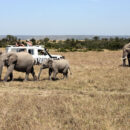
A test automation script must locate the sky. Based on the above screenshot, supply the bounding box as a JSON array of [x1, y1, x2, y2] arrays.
[[0, 0, 130, 35]]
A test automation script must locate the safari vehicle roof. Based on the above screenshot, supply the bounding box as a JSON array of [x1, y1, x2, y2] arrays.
[[6, 45, 45, 50]]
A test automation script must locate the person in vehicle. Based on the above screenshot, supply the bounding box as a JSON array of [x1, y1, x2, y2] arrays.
[[15, 41, 24, 46], [26, 40, 32, 46]]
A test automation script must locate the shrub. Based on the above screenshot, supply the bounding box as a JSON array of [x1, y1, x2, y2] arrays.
[[0, 35, 130, 52], [57, 48, 67, 52]]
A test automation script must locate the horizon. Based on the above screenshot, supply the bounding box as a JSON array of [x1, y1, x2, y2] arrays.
[[0, 0, 130, 35]]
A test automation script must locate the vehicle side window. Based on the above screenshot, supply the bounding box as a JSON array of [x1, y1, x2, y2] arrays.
[[18, 49, 26, 52], [28, 49, 34, 55]]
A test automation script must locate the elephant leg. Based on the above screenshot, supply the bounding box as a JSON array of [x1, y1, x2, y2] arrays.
[[9, 72, 13, 81], [128, 58, 130, 66], [24, 66, 32, 81], [63, 67, 68, 79], [63, 73, 66, 79], [129, 60, 130, 66], [31, 67, 37, 81], [4, 64, 14, 81], [63, 70, 68, 79], [53, 70, 58, 80], [24, 73, 29, 81], [48, 68, 52, 80], [127, 54, 130, 66], [123, 59, 126, 66], [65, 70, 68, 78], [0, 65, 4, 81]]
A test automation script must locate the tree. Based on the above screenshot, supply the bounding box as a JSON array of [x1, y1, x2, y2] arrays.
[[6, 35, 17, 42], [43, 38, 49, 43], [53, 40, 56, 43], [93, 36, 99, 41], [4, 35, 17, 45], [30, 38, 36, 45]]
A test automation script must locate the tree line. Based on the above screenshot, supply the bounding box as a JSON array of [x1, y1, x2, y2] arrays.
[[0, 35, 130, 52]]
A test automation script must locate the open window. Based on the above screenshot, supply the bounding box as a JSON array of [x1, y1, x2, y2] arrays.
[[17, 49, 26, 52], [38, 49, 47, 55], [28, 49, 34, 55]]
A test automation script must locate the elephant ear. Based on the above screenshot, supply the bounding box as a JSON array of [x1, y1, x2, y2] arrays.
[[48, 59, 53, 68], [7, 53, 18, 65], [126, 48, 130, 53]]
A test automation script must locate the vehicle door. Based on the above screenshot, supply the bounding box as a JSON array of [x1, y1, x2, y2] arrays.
[[37, 49, 50, 64]]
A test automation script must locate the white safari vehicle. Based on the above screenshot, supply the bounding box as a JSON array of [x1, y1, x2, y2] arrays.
[[6, 45, 64, 64]]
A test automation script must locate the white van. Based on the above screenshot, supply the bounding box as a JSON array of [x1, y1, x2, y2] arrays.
[[6, 45, 64, 64]]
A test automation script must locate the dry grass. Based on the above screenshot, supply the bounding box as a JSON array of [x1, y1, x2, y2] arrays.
[[0, 50, 130, 130]]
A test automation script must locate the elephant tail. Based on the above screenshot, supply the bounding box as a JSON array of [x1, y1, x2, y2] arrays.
[[33, 59, 37, 65], [68, 67, 72, 75]]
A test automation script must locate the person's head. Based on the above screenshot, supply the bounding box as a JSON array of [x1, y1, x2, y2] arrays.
[[17, 41, 20, 44], [26, 39, 30, 42]]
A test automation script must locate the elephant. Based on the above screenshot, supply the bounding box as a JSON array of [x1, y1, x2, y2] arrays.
[[122, 43, 130, 66], [0, 51, 37, 81], [38, 59, 72, 80]]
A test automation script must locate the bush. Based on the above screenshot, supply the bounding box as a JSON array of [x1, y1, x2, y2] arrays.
[[57, 48, 67, 52], [0, 35, 129, 52]]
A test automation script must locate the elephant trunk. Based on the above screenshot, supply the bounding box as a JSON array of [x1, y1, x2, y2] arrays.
[[38, 67, 43, 80]]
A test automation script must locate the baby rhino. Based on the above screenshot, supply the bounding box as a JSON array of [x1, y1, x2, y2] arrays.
[[38, 59, 72, 80]]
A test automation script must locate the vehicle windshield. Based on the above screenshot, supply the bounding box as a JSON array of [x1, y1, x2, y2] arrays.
[[38, 49, 47, 55]]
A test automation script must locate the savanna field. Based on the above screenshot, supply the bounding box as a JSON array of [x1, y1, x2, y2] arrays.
[[0, 49, 130, 130]]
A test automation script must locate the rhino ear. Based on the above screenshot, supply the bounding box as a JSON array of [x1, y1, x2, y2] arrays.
[[48, 59, 53, 68]]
